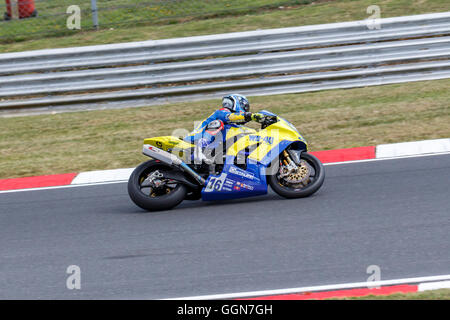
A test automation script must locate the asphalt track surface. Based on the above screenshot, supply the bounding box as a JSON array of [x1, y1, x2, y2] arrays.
[[0, 154, 449, 299]]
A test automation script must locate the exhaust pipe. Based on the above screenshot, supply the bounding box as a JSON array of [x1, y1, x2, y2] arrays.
[[142, 144, 206, 186]]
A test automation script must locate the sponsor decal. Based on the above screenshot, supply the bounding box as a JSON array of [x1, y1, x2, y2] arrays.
[[229, 166, 255, 180], [240, 183, 254, 191], [249, 135, 274, 144], [148, 145, 160, 152], [224, 179, 234, 186]]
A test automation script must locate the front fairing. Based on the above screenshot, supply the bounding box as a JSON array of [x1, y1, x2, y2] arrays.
[[226, 112, 307, 166], [259, 110, 307, 146]]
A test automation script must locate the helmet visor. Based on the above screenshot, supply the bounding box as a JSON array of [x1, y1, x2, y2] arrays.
[[222, 97, 235, 111]]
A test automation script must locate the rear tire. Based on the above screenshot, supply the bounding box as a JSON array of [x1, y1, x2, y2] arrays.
[[268, 152, 325, 199], [128, 160, 187, 211]]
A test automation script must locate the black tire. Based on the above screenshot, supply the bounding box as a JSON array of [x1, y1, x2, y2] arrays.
[[128, 160, 187, 211], [268, 152, 325, 199]]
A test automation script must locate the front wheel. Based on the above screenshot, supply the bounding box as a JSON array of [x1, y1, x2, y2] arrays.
[[128, 160, 187, 211], [268, 151, 325, 199]]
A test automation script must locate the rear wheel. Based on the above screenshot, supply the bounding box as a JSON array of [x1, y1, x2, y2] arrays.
[[268, 151, 325, 199], [128, 160, 187, 211]]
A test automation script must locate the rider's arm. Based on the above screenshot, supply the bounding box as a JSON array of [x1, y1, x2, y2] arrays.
[[226, 112, 247, 123], [214, 108, 247, 124], [221, 109, 265, 124]]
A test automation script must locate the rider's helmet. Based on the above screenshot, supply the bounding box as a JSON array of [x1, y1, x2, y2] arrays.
[[222, 94, 250, 113]]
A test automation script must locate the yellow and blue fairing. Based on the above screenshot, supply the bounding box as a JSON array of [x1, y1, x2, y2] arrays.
[[202, 110, 308, 201]]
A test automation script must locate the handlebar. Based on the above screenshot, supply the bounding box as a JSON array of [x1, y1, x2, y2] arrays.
[[261, 115, 278, 129]]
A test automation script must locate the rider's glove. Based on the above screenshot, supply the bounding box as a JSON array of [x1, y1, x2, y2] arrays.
[[244, 112, 253, 122], [251, 113, 265, 123]]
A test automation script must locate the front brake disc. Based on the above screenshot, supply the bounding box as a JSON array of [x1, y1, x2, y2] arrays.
[[284, 160, 311, 184]]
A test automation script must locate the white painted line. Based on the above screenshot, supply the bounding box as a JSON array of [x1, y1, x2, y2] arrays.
[[74, 152, 449, 185], [1, 151, 449, 194], [376, 138, 450, 158], [418, 280, 450, 292], [71, 168, 134, 185], [165, 274, 450, 300], [0, 180, 127, 194]]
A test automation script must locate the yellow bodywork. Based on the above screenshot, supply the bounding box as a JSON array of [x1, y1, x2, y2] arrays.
[[144, 116, 307, 164], [227, 118, 307, 162], [144, 136, 194, 158], [225, 125, 256, 141]]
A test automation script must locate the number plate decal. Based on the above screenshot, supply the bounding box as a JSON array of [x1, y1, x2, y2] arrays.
[[205, 173, 227, 192]]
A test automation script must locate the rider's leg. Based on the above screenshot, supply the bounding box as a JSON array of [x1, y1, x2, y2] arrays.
[[194, 131, 215, 164]]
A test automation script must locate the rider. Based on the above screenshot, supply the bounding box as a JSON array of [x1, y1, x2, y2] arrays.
[[184, 94, 265, 163]]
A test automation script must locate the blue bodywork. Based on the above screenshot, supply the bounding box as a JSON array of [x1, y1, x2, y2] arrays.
[[202, 158, 268, 201]]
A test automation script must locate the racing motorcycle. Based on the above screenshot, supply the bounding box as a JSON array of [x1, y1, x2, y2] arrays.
[[128, 110, 325, 211]]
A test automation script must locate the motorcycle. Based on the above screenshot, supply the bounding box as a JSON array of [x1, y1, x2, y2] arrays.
[[128, 110, 325, 211]]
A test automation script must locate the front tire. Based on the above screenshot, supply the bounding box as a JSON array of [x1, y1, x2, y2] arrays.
[[128, 160, 187, 211], [268, 152, 325, 199]]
